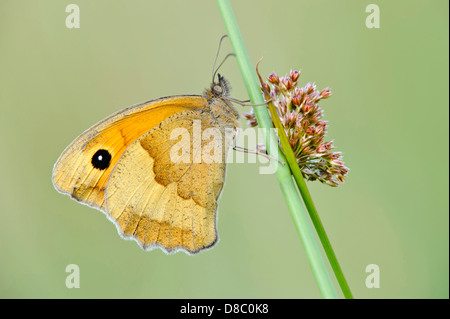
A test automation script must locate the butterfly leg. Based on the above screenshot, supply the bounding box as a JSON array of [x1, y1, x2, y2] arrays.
[[232, 144, 285, 165], [224, 96, 272, 107]]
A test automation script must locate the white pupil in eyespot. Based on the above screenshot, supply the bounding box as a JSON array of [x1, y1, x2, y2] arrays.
[[98, 155, 103, 161]]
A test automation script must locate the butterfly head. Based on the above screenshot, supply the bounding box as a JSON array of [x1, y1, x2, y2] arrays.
[[207, 73, 231, 99]]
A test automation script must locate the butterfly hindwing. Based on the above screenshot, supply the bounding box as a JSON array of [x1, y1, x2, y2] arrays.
[[106, 110, 236, 254]]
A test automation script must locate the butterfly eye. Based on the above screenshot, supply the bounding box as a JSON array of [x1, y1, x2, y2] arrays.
[[214, 85, 223, 94], [91, 149, 112, 170]]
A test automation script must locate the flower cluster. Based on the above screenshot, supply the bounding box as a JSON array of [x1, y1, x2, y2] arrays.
[[244, 70, 349, 186]]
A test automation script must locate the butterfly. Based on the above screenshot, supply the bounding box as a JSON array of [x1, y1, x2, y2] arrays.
[[52, 73, 240, 255]]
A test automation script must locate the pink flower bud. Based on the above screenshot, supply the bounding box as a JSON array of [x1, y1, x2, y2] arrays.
[[290, 70, 300, 82], [331, 159, 344, 166], [319, 88, 332, 99], [292, 95, 302, 107], [267, 73, 279, 85], [280, 77, 292, 91], [314, 125, 324, 135], [303, 103, 313, 113], [305, 82, 315, 94], [302, 146, 312, 155], [263, 82, 271, 93], [317, 143, 327, 153], [324, 141, 334, 149], [306, 126, 315, 135], [302, 119, 309, 130]]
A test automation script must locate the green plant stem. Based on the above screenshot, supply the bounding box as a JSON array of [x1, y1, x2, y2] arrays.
[[216, 0, 338, 299], [263, 91, 354, 299], [288, 161, 354, 299]]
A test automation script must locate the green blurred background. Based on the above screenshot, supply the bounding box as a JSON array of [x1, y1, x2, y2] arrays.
[[0, 0, 448, 298]]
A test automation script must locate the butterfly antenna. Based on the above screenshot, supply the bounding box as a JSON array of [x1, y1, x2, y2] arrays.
[[212, 53, 235, 84], [211, 35, 234, 83]]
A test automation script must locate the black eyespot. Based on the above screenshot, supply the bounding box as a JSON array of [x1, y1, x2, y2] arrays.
[[91, 149, 112, 170]]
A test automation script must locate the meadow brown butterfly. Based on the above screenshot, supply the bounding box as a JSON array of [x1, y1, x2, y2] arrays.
[[52, 67, 240, 254]]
